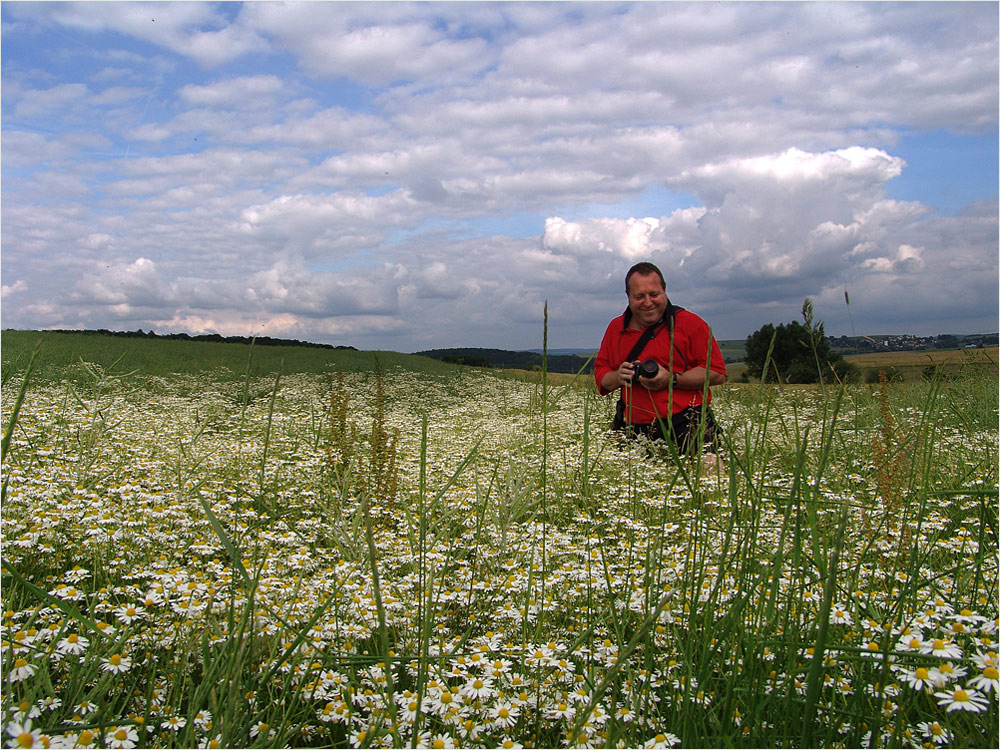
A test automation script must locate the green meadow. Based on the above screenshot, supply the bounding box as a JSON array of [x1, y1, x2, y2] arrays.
[[2, 330, 997, 749]]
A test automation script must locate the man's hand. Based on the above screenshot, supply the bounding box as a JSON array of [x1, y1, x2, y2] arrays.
[[617, 360, 637, 388], [637, 362, 672, 391]]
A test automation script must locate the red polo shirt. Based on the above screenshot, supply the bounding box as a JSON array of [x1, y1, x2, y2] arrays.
[[595, 308, 726, 424]]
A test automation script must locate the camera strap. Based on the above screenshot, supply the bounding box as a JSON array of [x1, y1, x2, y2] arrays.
[[620, 302, 684, 363], [617, 303, 689, 413]]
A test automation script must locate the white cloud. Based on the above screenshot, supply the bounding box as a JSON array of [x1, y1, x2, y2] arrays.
[[179, 75, 286, 108], [25, 1, 266, 67], [12, 83, 88, 118], [73, 257, 167, 307], [1, 2, 996, 347], [1, 280, 27, 299], [245, 2, 491, 85]]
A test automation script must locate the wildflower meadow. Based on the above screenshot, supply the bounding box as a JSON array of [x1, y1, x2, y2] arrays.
[[2, 337, 997, 749]]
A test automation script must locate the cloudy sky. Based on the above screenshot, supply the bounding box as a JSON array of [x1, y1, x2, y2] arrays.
[[2, 1, 997, 352]]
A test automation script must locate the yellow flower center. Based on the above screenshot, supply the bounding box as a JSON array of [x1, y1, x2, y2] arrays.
[[953, 689, 969, 702], [932, 639, 945, 650], [915, 667, 930, 680], [983, 666, 999, 679]]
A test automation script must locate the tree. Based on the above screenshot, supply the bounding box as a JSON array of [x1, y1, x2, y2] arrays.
[[744, 299, 856, 383]]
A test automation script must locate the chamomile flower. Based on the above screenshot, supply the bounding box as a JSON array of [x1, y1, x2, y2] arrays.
[[6, 659, 36, 683], [899, 666, 935, 691], [931, 661, 967, 686], [160, 716, 185, 731], [915, 721, 951, 746], [113, 605, 146, 625], [424, 734, 455, 749], [461, 676, 495, 700], [644, 732, 681, 748], [4, 720, 41, 749], [193, 710, 213, 730], [968, 664, 999, 693], [546, 700, 576, 721], [921, 638, 962, 660], [101, 653, 132, 674], [400, 697, 422, 723], [56, 633, 89, 656], [491, 702, 519, 729], [72, 702, 97, 717], [73, 728, 97, 747], [829, 606, 853, 625], [934, 684, 991, 712], [105, 726, 138, 749]]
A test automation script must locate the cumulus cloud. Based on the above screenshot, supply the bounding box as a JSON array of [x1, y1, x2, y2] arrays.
[[244, 2, 491, 85], [538, 144, 993, 339], [244, 260, 399, 317], [73, 257, 168, 308], [16, 1, 267, 67], [1, 2, 996, 348]]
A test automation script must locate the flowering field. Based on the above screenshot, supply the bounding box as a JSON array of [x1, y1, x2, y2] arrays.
[[2, 353, 997, 749]]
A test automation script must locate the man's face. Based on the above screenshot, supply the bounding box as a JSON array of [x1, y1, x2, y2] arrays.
[[627, 272, 668, 329]]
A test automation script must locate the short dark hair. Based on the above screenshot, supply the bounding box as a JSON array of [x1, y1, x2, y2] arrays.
[[625, 262, 665, 293]]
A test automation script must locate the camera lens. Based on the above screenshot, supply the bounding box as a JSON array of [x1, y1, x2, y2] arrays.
[[639, 359, 658, 378]]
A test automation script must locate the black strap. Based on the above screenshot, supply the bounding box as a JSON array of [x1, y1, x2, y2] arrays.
[[623, 314, 663, 363], [621, 302, 685, 363], [617, 303, 689, 410]]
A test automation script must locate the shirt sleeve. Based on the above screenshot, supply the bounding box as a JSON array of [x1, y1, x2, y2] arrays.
[[594, 321, 619, 395], [681, 312, 727, 376]]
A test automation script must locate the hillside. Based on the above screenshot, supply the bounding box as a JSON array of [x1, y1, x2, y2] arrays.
[[415, 347, 593, 374], [0, 329, 455, 383]]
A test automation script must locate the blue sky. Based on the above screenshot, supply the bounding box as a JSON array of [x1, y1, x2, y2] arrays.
[[2, 1, 997, 352]]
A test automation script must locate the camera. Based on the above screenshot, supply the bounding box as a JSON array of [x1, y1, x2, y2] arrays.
[[631, 358, 659, 384]]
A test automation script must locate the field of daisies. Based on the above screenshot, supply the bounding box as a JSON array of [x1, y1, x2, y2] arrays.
[[2, 352, 997, 749]]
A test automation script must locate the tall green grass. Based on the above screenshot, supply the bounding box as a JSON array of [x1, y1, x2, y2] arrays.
[[1, 336, 996, 749]]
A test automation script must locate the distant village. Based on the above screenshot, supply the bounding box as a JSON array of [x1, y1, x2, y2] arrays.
[[828, 332, 998, 353]]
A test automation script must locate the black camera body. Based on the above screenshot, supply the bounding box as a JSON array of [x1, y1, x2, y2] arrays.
[[631, 358, 659, 384]]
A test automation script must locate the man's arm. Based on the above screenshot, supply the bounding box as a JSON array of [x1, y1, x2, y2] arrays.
[[639, 365, 725, 391]]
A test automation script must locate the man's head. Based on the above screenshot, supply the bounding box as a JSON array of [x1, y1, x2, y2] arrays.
[[625, 262, 665, 294], [625, 262, 668, 329]]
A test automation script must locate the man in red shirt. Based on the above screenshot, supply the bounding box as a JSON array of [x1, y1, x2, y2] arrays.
[[595, 262, 726, 457]]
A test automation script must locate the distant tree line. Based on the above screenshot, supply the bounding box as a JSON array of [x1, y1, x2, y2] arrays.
[[41, 328, 358, 351], [417, 347, 593, 374]]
